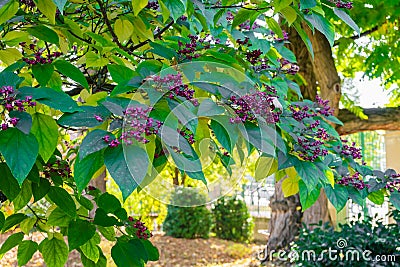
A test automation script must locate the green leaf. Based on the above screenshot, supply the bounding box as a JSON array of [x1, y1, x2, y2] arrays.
[[32, 64, 54, 87], [111, 239, 146, 267], [390, 191, 400, 210], [299, 180, 320, 211], [74, 150, 104, 193], [325, 184, 348, 211], [0, 211, 4, 230], [254, 156, 278, 181], [162, 0, 185, 21], [77, 195, 94, 211], [108, 65, 135, 84], [132, 0, 148, 16], [367, 189, 385, 205], [39, 237, 69, 267], [20, 217, 36, 235], [97, 192, 121, 213], [0, 163, 21, 201], [52, 0, 67, 15], [114, 18, 134, 43], [0, 0, 19, 25], [54, 60, 89, 89], [295, 161, 320, 192], [0, 128, 39, 184], [27, 25, 59, 44], [9, 111, 32, 135], [0, 71, 22, 88], [80, 233, 100, 263], [58, 106, 110, 127], [81, 248, 107, 267], [0, 232, 24, 256], [300, 0, 316, 9], [197, 99, 224, 117], [104, 146, 139, 201], [31, 113, 58, 163], [141, 239, 159, 261], [305, 13, 335, 46], [37, 0, 57, 24], [2, 213, 27, 233], [280, 6, 297, 25], [17, 240, 38, 266], [86, 52, 109, 68], [232, 8, 254, 29], [97, 226, 116, 241], [68, 219, 96, 250], [48, 207, 71, 227], [210, 119, 236, 154], [32, 177, 51, 202], [266, 17, 283, 38], [333, 8, 360, 35], [93, 208, 119, 227], [282, 175, 300, 197], [79, 130, 110, 160], [47, 187, 76, 218], [18, 87, 80, 113], [12, 180, 32, 211]]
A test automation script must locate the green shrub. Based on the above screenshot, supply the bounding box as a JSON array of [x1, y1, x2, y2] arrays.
[[163, 187, 212, 238], [212, 195, 254, 242], [292, 216, 400, 266]]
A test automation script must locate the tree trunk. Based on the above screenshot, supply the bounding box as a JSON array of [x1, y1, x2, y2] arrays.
[[267, 26, 339, 252]]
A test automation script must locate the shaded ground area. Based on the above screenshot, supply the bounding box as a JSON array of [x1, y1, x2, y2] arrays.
[[1, 232, 264, 267]]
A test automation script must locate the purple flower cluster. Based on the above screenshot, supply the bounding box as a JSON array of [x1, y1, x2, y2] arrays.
[[315, 95, 334, 116], [337, 172, 369, 190], [102, 135, 121, 148], [297, 138, 328, 161], [153, 73, 198, 105], [279, 58, 300, 75], [122, 107, 162, 144], [146, 1, 159, 10], [331, 0, 353, 9], [177, 34, 210, 61], [339, 139, 362, 160], [128, 217, 152, 239], [20, 43, 62, 65], [228, 91, 281, 124], [179, 127, 195, 144], [43, 159, 71, 179]]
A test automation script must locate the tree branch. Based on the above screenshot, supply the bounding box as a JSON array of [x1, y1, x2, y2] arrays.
[[333, 26, 379, 47], [337, 107, 400, 135], [96, 0, 125, 50], [129, 19, 175, 51]]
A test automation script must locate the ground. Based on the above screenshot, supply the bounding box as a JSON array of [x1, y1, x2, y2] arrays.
[[1, 232, 264, 267]]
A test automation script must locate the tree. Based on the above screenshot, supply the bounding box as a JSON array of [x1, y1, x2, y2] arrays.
[[0, 0, 399, 266]]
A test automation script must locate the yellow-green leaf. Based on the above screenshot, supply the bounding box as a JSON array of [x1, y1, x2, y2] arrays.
[[0, 0, 19, 25], [86, 52, 109, 68], [0, 48, 23, 66], [325, 169, 335, 187], [114, 18, 134, 43], [37, 0, 57, 24], [254, 156, 278, 181], [132, 0, 148, 16], [282, 175, 300, 197], [3, 31, 29, 46]]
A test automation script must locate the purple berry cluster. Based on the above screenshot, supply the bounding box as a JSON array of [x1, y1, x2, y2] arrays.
[[20, 0, 35, 8], [315, 95, 334, 116], [43, 158, 71, 179], [102, 135, 121, 148], [386, 175, 400, 192], [122, 107, 162, 144], [226, 11, 234, 21], [239, 20, 260, 31], [296, 138, 328, 161], [153, 73, 198, 105], [128, 216, 152, 239], [339, 139, 362, 160], [177, 34, 211, 61], [337, 172, 369, 190], [179, 127, 195, 144], [236, 37, 251, 46], [271, 31, 289, 42], [278, 58, 300, 75], [228, 90, 281, 124], [330, 0, 353, 9], [20, 43, 62, 65], [246, 49, 263, 65], [146, 1, 159, 10]]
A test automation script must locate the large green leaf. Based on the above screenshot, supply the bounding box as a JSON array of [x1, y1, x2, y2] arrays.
[[295, 161, 320, 192], [18, 240, 38, 266], [68, 219, 96, 250], [32, 177, 51, 202], [47, 187, 76, 218], [162, 0, 185, 21], [12, 180, 32, 211], [111, 239, 146, 267], [32, 63, 54, 87], [0, 163, 21, 201], [141, 239, 159, 262], [47, 207, 71, 227], [367, 189, 385, 205], [39, 237, 69, 267], [0, 211, 4, 230], [74, 150, 104, 193], [0, 128, 39, 184], [300, 0, 316, 9], [0, 0, 19, 25], [333, 8, 360, 34], [390, 191, 400, 210], [54, 60, 89, 89], [80, 233, 101, 263], [0, 232, 24, 256], [104, 146, 139, 200], [27, 25, 59, 44], [36, 0, 57, 24], [305, 13, 335, 46], [93, 208, 119, 227], [299, 180, 320, 211], [108, 65, 136, 84], [2, 213, 27, 233], [9, 111, 32, 135], [79, 130, 110, 160], [97, 192, 121, 213], [325, 184, 348, 211], [58, 106, 110, 127], [31, 113, 58, 162], [18, 87, 80, 113]]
